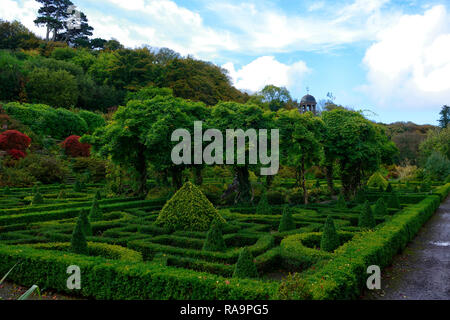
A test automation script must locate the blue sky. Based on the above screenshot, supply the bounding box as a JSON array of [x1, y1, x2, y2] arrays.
[[2, 0, 450, 125]]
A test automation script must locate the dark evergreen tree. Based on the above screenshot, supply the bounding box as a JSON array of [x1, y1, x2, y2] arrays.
[[278, 205, 295, 232], [256, 191, 271, 215], [71, 214, 88, 255], [202, 222, 226, 252], [233, 247, 258, 279], [385, 183, 393, 193], [79, 210, 92, 237], [374, 198, 388, 216], [336, 192, 347, 209], [89, 198, 103, 221], [359, 201, 376, 229], [387, 193, 400, 209], [32, 191, 44, 205], [438, 105, 450, 129], [320, 216, 340, 252]]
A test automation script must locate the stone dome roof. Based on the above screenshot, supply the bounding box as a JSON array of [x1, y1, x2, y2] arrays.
[[300, 94, 317, 104]]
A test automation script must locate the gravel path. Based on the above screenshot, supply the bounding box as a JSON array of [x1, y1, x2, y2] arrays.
[[363, 196, 450, 300]]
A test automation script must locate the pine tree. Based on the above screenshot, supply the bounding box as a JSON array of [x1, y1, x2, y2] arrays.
[[320, 216, 340, 252], [202, 222, 226, 252], [374, 198, 388, 216], [278, 205, 295, 232], [256, 191, 271, 215], [233, 247, 258, 279], [71, 214, 88, 255], [89, 198, 103, 221], [79, 210, 92, 237], [336, 192, 347, 209], [387, 193, 400, 209], [359, 201, 376, 229]]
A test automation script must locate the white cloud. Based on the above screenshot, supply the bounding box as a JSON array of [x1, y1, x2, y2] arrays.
[[0, 0, 43, 36], [223, 56, 310, 93], [361, 5, 450, 110]]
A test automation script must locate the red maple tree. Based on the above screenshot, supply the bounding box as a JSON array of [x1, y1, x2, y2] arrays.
[[60, 135, 91, 157], [0, 130, 31, 152]]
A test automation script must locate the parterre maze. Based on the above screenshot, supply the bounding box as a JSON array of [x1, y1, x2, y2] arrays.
[[0, 181, 449, 300]]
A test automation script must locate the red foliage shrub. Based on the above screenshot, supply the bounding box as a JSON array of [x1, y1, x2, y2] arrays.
[[0, 130, 31, 152], [61, 135, 91, 157], [7, 149, 26, 160]]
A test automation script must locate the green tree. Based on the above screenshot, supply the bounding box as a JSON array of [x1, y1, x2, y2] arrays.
[[322, 109, 397, 199], [233, 247, 258, 279], [387, 193, 400, 209], [336, 192, 347, 209], [0, 20, 38, 49], [359, 201, 376, 229], [208, 101, 274, 204], [34, 0, 74, 42], [25, 68, 78, 108], [320, 216, 340, 252], [424, 152, 450, 181], [260, 85, 292, 112], [32, 191, 44, 205], [420, 127, 450, 162], [439, 105, 450, 129]]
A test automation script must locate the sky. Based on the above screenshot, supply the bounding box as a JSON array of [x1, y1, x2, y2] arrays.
[[1, 0, 450, 125]]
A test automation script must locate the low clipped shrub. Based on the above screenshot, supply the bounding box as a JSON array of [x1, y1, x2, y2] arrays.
[[156, 182, 224, 231], [233, 247, 258, 279], [202, 222, 226, 252], [320, 216, 340, 252], [277, 273, 312, 300], [359, 201, 376, 229], [278, 205, 295, 232]]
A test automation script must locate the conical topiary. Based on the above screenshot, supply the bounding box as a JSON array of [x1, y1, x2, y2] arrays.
[[378, 185, 384, 192], [315, 180, 321, 188], [354, 189, 366, 203], [202, 222, 226, 252], [156, 182, 224, 231], [385, 183, 393, 193], [32, 191, 44, 205], [89, 198, 103, 221], [320, 216, 340, 252], [79, 210, 92, 237], [359, 201, 376, 229], [94, 190, 102, 201], [256, 191, 271, 215], [73, 180, 83, 192], [3, 186, 11, 195], [374, 198, 388, 216], [336, 192, 347, 209], [387, 193, 400, 209], [71, 215, 88, 255], [233, 247, 258, 279], [367, 172, 388, 189], [278, 205, 295, 232]]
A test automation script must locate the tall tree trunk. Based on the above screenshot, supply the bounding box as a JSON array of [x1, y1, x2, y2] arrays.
[[193, 166, 203, 186], [235, 166, 252, 204], [301, 157, 308, 205], [325, 163, 335, 195], [136, 146, 147, 196], [171, 167, 183, 190]]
